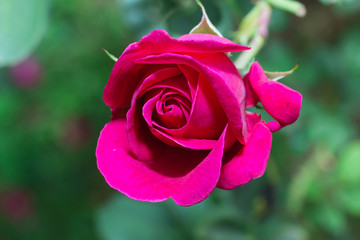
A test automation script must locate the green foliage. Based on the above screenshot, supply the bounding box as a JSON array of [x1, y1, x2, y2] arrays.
[[0, 0, 49, 66], [97, 195, 177, 240], [336, 142, 360, 184]]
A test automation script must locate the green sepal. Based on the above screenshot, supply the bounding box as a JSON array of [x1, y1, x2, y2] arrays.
[[190, 0, 223, 37], [264, 62, 299, 81], [103, 48, 118, 62]]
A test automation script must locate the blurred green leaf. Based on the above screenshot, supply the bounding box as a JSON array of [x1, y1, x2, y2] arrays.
[[0, 0, 49, 66], [115, 0, 165, 39], [308, 204, 346, 235], [319, 0, 358, 4], [259, 218, 308, 240], [198, 221, 252, 240], [164, 190, 246, 239], [96, 194, 177, 240], [336, 187, 360, 216], [336, 141, 360, 184], [307, 110, 354, 152]]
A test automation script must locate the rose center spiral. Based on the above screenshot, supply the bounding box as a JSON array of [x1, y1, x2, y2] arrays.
[[153, 91, 191, 129]]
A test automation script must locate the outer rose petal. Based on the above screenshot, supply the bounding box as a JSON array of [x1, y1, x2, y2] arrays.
[[217, 122, 272, 190], [245, 62, 302, 128], [246, 111, 261, 132], [96, 119, 227, 206], [104, 30, 249, 109]]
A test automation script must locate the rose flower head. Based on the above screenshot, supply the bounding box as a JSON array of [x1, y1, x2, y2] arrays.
[[96, 30, 302, 206]]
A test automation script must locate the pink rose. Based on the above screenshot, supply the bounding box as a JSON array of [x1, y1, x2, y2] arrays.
[[96, 30, 302, 206]]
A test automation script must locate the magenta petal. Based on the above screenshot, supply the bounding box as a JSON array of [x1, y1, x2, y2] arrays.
[[247, 62, 302, 127], [157, 74, 227, 141], [126, 91, 165, 161], [141, 91, 218, 150], [96, 119, 227, 206], [178, 65, 198, 100], [217, 122, 272, 190], [96, 119, 172, 202], [104, 30, 249, 109], [266, 120, 282, 132], [151, 127, 218, 150], [243, 72, 259, 108], [246, 112, 261, 132], [176, 33, 250, 52], [170, 125, 227, 206], [135, 53, 248, 144], [259, 81, 302, 126], [135, 67, 183, 99], [139, 30, 249, 53]]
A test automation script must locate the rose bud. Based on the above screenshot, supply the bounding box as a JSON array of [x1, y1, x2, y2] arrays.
[[96, 30, 302, 206]]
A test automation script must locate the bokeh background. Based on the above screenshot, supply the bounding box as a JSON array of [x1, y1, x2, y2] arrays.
[[1, 0, 360, 239]]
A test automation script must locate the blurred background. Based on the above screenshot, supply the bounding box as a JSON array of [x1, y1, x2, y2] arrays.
[[0, 0, 360, 239]]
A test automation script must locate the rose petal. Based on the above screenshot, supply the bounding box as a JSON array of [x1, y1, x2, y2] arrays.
[[156, 74, 227, 140], [154, 94, 188, 129], [171, 125, 227, 206], [96, 119, 172, 202], [104, 29, 248, 109], [96, 119, 227, 206], [151, 127, 218, 150], [135, 67, 184, 100], [140, 30, 250, 54], [126, 89, 165, 161], [266, 120, 282, 132], [142, 91, 218, 150], [217, 122, 272, 190], [135, 52, 248, 144], [246, 62, 302, 128], [178, 65, 198, 100], [243, 73, 259, 108], [246, 111, 261, 132]]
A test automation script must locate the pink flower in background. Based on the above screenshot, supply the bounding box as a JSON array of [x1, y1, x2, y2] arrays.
[[10, 56, 43, 88], [96, 30, 302, 206], [1, 190, 33, 221]]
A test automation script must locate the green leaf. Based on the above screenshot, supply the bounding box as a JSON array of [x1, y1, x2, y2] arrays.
[[264, 62, 299, 81], [336, 141, 360, 184], [336, 187, 360, 216], [103, 49, 118, 62], [163, 190, 244, 239], [320, 0, 358, 4], [259, 219, 308, 240], [308, 204, 346, 235], [0, 0, 49, 67], [190, 0, 223, 37], [198, 222, 252, 240], [96, 194, 178, 240]]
